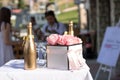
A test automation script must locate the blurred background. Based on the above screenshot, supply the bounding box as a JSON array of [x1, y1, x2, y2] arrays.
[[1, 0, 120, 59]]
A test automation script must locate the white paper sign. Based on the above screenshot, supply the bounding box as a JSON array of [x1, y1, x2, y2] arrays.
[[97, 27, 120, 67]]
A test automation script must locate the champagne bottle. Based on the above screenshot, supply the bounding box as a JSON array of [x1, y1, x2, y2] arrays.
[[68, 21, 74, 36], [24, 22, 37, 70]]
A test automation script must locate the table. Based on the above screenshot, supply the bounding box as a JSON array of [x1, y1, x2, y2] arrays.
[[0, 59, 93, 80]]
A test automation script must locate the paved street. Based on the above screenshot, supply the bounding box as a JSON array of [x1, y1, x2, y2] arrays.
[[86, 59, 120, 80]]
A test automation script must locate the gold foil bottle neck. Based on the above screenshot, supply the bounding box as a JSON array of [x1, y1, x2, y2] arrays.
[[28, 22, 32, 27], [69, 21, 73, 28], [64, 31, 68, 35], [27, 22, 32, 36], [68, 21, 74, 36]]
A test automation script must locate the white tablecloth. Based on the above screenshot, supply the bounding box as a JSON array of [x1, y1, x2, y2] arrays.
[[0, 59, 93, 80]]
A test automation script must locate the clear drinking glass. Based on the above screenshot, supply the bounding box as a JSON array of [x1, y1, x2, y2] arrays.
[[35, 41, 47, 67]]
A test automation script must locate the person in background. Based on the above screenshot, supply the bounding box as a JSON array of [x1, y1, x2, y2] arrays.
[[0, 7, 22, 66], [41, 10, 66, 41], [30, 16, 39, 41], [30, 16, 39, 35]]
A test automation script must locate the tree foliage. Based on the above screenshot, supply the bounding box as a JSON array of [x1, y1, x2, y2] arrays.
[[18, 0, 25, 9]]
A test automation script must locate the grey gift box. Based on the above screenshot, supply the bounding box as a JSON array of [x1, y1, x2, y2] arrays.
[[46, 43, 82, 70]]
